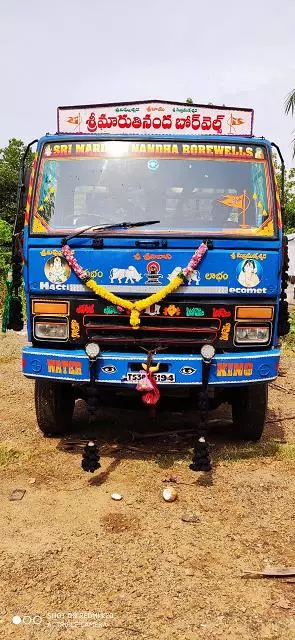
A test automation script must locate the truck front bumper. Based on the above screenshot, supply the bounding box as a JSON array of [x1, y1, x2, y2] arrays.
[[22, 347, 280, 386]]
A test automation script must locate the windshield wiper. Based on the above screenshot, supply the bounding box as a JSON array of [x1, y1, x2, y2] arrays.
[[62, 220, 161, 244]]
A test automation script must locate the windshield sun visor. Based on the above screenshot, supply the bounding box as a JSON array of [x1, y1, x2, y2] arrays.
[[30, 140, 276, 238]]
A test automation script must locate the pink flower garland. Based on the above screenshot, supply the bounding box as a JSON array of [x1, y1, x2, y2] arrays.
[[182, 242, 208, 278], [62, 244, 88, 280]]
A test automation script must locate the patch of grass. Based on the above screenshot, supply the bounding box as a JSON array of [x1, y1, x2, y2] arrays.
[[0, 445, 23, 468], [154, 452, 189, 469], [283, 311, 295, 353], [215, 441, 295, 463], [277, 442, 295, 459]]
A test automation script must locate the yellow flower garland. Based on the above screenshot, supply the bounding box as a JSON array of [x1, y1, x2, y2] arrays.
[[85, 275, 184, 329], [62, 241, 208, 329]]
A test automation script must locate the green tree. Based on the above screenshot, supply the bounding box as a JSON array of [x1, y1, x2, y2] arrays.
[[0, 219, 12, 291], [186, 97, 193, 104], [0, 139, 34, 306], [285, 89, 295, 116], [275, 161, 295, 232], [0, 138, 34, 226], [283, 168, 295, 232]]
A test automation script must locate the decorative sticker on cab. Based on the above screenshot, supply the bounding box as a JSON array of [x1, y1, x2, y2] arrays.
[[44, 256, 71, 284], [236, 259, 262, 287], [146, 262, 163, 285], [47, 359, 82, 375], [180, 366, 196, 375], [216, 362, 253, 377], [168, 267, 200, 286], [101, 365, 117, 374], [110, 266, 142, 284]]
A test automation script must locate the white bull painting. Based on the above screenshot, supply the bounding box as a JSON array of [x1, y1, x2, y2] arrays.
[[110, 266, 142, 284], [168, 267, 200, 285]]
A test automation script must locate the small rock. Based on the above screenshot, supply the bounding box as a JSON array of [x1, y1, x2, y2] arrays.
[[28, 478, 36, 485], [163, 487, 177, 502], [111, 493, 122, 501], [162, 474, 182, 484], [274, 597, 291, 610], [181, 513, 200, 523], [166, 554, 179, 564], [185, 568, 194, 576], [164, 611, 174, 619]]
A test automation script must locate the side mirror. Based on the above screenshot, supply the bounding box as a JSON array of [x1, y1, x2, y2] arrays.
[[14, 147, 37, 236], [271, 142, 285, 225], [4, 140, 38, 333]]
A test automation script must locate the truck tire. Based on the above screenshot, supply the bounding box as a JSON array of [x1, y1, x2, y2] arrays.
[[231, 383, 268, 441], [35, 379, 75, 436]]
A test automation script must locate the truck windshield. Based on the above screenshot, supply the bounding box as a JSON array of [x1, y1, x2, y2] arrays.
[[31, 140, 275, 237]]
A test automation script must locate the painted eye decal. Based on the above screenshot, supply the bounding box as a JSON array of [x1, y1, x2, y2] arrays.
[[180, 366, 196, 375], [101, 365, 117, 374]]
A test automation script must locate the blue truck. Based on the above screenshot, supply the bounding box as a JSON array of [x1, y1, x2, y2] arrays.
[[5, 100, 289, 471]]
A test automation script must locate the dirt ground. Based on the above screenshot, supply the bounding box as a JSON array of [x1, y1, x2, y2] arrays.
[[0, 331, 294, 640]]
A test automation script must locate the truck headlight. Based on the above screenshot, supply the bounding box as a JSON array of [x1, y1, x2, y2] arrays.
[[235, 325, 270, 345], [34, 319, 68, 340]]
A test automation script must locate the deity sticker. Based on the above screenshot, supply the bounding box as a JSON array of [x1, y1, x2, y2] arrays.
[[236, 259, 262, 288], [145, 261, 163, 285], [144, 304, 161, 316], [44, 256, 71, 284]]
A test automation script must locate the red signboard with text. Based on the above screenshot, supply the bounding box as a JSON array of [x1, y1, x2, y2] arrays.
[[58, 100, 253, 137]]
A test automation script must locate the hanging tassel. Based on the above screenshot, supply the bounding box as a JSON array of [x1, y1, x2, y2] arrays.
[[81, 441, 101, 473], [8, 251, 24, 331], [1, 270, 13, 333], [8, 296, 24, 331], [190, 390, 212, 472], [190, 436, 212, 472]]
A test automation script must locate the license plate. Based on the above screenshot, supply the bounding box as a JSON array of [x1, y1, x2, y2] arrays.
[[126, 372, 175, 383]]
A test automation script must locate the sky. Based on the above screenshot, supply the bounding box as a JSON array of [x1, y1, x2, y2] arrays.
[[0, 0, 295, 167]]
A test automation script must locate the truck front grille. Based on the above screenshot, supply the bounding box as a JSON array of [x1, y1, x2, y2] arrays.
[[84, 314, 220, 351]]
